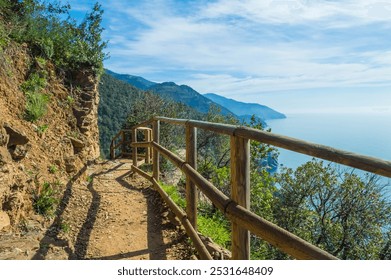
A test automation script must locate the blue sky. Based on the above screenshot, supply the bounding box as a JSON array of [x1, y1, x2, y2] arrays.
[[66, 0, 391, 114]]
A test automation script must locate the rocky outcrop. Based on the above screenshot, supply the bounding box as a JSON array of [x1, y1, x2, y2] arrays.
[[0, 211, 11, 231], [4, 123, 29, 146], [0, 126, 9, 146], [1, 123, 31, 161], [72, 69, 100, 163], [200, 235, 232, 260]]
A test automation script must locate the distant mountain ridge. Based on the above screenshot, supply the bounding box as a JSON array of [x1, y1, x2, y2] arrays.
[[204, 93, 286, 121], [105, 69, 234, 116], [105, 69, 156, 90], [104, 69, 285, 122]]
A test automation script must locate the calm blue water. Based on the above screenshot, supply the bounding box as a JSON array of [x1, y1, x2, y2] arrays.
[[267, 113, 391, 185]]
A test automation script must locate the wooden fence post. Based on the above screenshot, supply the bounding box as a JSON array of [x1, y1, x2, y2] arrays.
[[132, 128, 138, 167], [230, 135, 250, 260], [186, 125, 197, 229], [149, 130, 153, 162], [145, 129, 150, 164], [110, 140, 114, 159], [121, 130, 125, 158], [153, 120, 160, 180]]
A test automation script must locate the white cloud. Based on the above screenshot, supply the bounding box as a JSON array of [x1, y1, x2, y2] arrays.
[[202, 0, 391, 26], [79, 0, 391, 107]]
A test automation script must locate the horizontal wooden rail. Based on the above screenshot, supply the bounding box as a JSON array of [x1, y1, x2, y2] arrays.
[[117, 115, 390, 260], [131, 142, 151, 148], [131, 165, 213, 260], [151, 117, 391, 178], [111, 130, 123, 142], [150, 141, 337, 260]]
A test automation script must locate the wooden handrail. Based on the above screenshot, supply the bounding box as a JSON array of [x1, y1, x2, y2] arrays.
[[131, 116, 391, 177], [150, 141, 337, 260], [112, 115, 390, 260], [151, 117, 391, 178], [131, 165, 213, 260]]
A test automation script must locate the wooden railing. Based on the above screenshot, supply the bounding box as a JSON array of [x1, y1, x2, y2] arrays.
[[110, 128, 152, 162], [111, 116, 391, 260]]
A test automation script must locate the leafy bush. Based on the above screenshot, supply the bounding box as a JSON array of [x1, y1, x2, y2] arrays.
[[197, 213, 231, 248], [25, 92, 49, 122], [0, 21, 9, 50], [273, 160, 391, 259], [161, 182, 186, 209], [20, 69, 49, 122], [33, 182, 58, 216], [161, 182, 231, 249], [21, 72, 47, 93], [2, 1, 107, 76]]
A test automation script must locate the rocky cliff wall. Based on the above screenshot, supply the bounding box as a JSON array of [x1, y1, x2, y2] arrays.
[[0, 43, 100, 232]]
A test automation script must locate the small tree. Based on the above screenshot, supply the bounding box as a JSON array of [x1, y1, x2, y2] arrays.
[[273, 160, 391, 259]]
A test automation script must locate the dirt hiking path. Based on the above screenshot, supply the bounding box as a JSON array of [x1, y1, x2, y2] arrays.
[[0, 159, 192, 260]]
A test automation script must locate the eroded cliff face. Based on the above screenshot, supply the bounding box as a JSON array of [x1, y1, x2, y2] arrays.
[[0, 43, 100, 233]]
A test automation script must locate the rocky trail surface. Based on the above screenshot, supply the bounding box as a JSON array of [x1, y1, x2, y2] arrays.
[[0, 159, 192, 260]]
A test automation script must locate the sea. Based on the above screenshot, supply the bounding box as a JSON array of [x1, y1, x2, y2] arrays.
[[266, 112, 391, 189]]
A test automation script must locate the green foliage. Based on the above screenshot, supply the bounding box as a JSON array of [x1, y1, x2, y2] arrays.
[[25, 92, 49, 122], [21, 70, 49, 122], [60, 222, 70, 233], [33, 182, 58, 216], [35, 56, 47, 68], [196, 105, 238, 192], [0, 21, 9, 50], [161, 182, 231, 248], [36, 124, 48, 136], [86, 176, 93, 184], [272, 160, 391, 259], [48, 165, 57, 174], [66, 95, 75, 105], [161, 182, 186, 209], [1, 0, 107, 75], [20, 72, 47, 93], [198, 214, 231, 248]]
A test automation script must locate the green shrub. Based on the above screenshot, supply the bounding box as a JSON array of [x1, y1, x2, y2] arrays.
[[21, 71, 49, 122], [86, 176, 93, 183], [33, 182, 58, 216], [25, 92, 49, 122], [36, 124, 48, 136], [66, 95, 75, 105], [161, 182, 186, 209], [0, 22, 9, 50], [160, 181, 231, 249], [197, 214, 231, 248], [34, 37, 54, 59], [35, 56, 47, 68], [20, 72, 47, 93], [48, 165, 57, 174]]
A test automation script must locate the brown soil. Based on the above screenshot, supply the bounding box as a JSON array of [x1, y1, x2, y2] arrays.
[[0, 159, 193, 260]]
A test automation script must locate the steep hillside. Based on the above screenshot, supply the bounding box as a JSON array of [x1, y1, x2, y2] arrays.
[[204, 93, 286, 121], [105, 69, 156, 90], [104, 70, 235, 116], [98, 72, 203, 158], [0, 42, 100, 232], [148, 82, 234, 115]]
